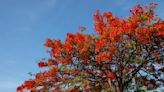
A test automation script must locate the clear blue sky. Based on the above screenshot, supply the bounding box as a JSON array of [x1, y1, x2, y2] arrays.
[[0, 0, 163, 92]]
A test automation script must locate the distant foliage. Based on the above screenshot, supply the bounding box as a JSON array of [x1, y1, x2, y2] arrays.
[[17, 3, 164, 92]]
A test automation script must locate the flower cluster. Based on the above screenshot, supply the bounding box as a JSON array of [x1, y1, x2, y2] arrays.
[[17, 3, 164, 92]]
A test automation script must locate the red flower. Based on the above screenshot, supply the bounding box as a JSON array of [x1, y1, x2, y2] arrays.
[[130, 4, 144, 16], [107, 72, 115, 79], [66, 32, 75, 42], [43, 71, 50, 77], [38, 61, 48, 68], [157, 30, 164, 36], [51, 66, 59, 73], [72, 69, 79, 75], [63, 42, 74, 52], [16, 85, 24, 92], [153, 52, 158, 56], [53, 40, 62, 47], [44, 38, 53, 47], [86, 69, 94, 74], [48, 58, 57, 66], [23, 80, 36, 89], [103, 11, 112, 17], [60, 57, 71, 64], [68, 86, 78, 92]]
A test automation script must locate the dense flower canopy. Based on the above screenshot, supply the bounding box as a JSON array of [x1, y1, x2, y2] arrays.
[[17, 3, 164, 92]]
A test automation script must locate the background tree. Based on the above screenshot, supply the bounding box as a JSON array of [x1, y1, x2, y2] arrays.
[[17, 3, 164, 92]]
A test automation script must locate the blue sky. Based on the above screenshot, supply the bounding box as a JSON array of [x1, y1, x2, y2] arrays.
[[0, 0, 163, 92]]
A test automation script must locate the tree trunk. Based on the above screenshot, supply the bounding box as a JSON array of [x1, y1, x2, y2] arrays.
[[108, 79, 115, 92]]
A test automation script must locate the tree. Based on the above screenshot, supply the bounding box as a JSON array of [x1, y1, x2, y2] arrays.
[[17, 3, 164, 92]]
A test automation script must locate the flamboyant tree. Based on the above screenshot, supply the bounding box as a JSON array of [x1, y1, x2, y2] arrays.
[[17, 3, 164, 92]]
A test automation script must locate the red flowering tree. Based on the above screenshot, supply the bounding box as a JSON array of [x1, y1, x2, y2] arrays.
[[17, 3, 164, 92]]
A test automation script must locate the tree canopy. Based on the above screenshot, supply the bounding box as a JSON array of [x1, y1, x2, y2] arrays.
[[17, 3, 164, 92]]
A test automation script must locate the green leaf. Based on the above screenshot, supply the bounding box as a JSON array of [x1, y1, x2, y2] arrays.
[[129, 85, 134, 90], [59, 65, 65, 71]]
